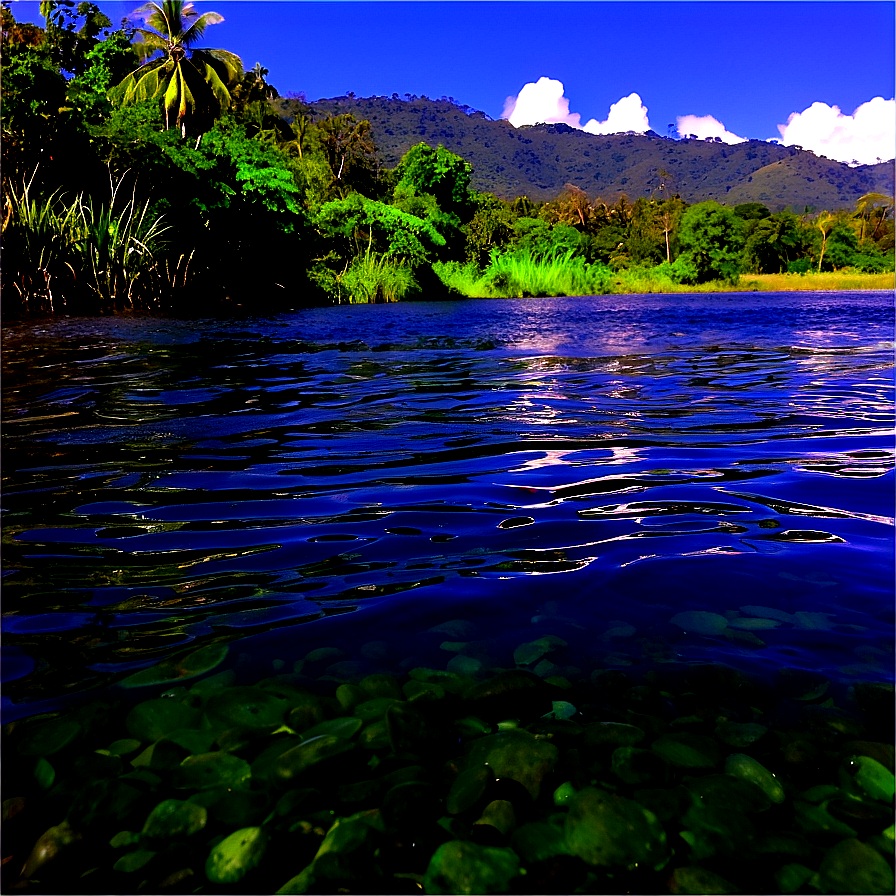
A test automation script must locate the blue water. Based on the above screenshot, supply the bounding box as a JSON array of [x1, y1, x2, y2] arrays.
[[2, 291, 893, 719]]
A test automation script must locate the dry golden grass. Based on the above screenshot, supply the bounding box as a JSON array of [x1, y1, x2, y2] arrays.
[[738, 271, 895, 292]]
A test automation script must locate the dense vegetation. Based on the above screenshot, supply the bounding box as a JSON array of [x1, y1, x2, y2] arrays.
[[2, 1, 894, 315]]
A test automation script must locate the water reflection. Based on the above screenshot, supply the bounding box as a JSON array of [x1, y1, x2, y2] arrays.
[[2, 292, 893, 712]]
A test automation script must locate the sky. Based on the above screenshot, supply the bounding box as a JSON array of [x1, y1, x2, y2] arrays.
[[11, 0, 896, 164]]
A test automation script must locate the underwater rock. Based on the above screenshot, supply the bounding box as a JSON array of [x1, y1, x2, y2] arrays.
[[670, 611, 728, 637], [463, 670, 552, 722], [359, 673, 403, 700], [714, 721, 768, 749], [446, 765, 494, 816], [423, 839, 519, 894], [205, 826, 268, 884], [612, 746, 669, 786], [564, 787, 667, 869], [652, 732, 721, 769], [274, 736, 355, 782], [839, 754, 895, 802], [119, 644, 229, 689], [142, 798, 207, 840], [818, 837, 895, 895], [173, 752, 251, 790], [724, 753, 785, 803], [668, 864, 739, 894], [125, 698, 200, 743], [204, 686, 290, 732], [19, 820, 83, 880], [460, 729, 559, 800]]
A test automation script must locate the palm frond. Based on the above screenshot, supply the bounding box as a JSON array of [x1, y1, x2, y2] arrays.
[[195, 58, 231, 111], [192, 48, 243, 85], [180, 11, 224, 47]]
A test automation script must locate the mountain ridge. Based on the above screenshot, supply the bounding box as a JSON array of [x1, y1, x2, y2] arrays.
[[279, 95, 895, 211]]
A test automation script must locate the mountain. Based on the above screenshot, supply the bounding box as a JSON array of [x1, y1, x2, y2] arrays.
[[276, 95, 895, 212]]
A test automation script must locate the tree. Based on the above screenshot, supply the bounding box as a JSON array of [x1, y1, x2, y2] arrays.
[[109, 1, 242, 136], [316, 113, 378, 198], [744, 212, 803, 273], [395, 143, 473, 220], [677, 201, 745, 283]]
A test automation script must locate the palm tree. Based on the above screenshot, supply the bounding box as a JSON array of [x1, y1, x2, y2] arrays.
[[110, 1, 243, 137]]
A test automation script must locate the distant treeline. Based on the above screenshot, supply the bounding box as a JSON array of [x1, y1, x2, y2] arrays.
[[2, 2, 893, 315]]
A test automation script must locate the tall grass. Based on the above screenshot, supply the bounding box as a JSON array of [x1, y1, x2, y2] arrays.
[[2, 171, 171, 313], [435, 249, 614, 298], [73, 177, 170, 310], [1, 176, 81, 312], [333, 254, 417, 303]]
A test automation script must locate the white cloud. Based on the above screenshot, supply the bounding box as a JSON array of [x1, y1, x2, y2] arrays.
[[777, 97, 896, 165], [583, 93, 650, 135], [503, 78, 650, 134], [676, 114, 744, 144], [502, 77, 582, 128]]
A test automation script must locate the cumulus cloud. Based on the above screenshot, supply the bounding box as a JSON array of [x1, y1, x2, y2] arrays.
[[502, 77, 582, 128], [676, 114, 744, 144], [583, 93, 650, 135], [777, 97, 895, 165], [503, 78, 651, 134]]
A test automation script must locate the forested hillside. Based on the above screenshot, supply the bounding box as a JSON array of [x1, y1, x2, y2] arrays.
[[290, 95, 894, 211]]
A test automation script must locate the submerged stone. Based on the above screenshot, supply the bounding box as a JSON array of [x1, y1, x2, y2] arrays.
[[126, 699, 200, 743], [840, 754, 896, 802], [461, 729, 559, 800], [714, 721, 768, 749], [423, 840, 520, 894], [464, 669, 552, 722], [205, 826, 269, 884], [564, 787, 667, 870], [16, 717, 81, 757], [142, 798, 207, 840], [724, 753, 785, 803], [819, 838, 895, 895], [205, 686, 290, 732], [774, 863, 815, 894], [584, 721, 645, 748], [274, 735, 354, 782], [670, 611, 728, 637], [474, 800, 515, 836], [510, 817, 569, 863], [446, 765, 494, 815], [652, 733, 721, 769], [173, 752, 251, 791], [119, 644, 229, 688], [669, 865, 739, 894]]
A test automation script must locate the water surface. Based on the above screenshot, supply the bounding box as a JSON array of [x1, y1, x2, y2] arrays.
[[2, 291, 893, 719]]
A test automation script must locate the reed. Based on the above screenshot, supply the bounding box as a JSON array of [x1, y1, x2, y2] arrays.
[[339, 253, 416, 303], [1, 175, 81, 312], [74, 177, 170, 310]]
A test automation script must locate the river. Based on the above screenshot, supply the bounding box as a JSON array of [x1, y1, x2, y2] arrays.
[[2, 291, 893, 721]]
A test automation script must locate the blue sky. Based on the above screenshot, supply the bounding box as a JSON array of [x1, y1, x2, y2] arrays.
[[11, 1, 896, 162]]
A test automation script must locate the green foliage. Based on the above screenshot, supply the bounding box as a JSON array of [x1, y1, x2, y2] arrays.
[[396, 143, 473, 219], [678, 200, 745, 283], [66, 31, 139, 124], [744, 212, 804, 273], [315, 193, 445, 266]]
